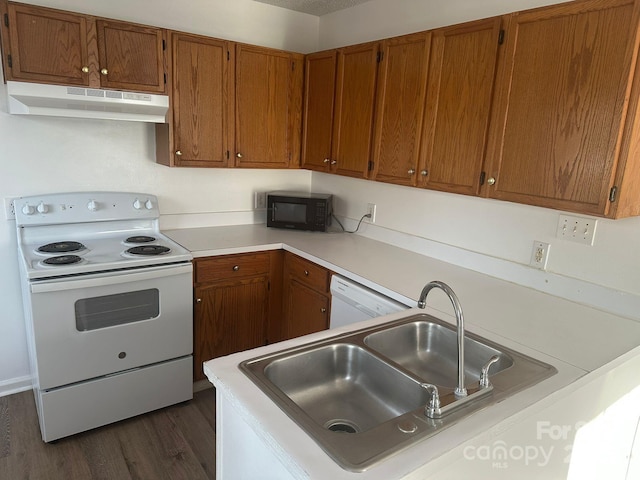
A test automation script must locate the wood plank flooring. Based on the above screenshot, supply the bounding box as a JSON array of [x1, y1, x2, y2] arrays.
[[0, 387, 216, 480]]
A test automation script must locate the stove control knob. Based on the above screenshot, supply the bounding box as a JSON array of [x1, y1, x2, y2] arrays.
[[37, 202, 49, 214], [144, 199, 154, 210], [22, 204, 35, 215], [133, 199, 142, 210], [87, 200, 98, 212]]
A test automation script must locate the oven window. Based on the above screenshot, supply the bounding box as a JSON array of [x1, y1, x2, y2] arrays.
[[75, 289, 160, 331]]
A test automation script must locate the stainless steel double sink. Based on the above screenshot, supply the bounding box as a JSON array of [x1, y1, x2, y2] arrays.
[[240, 313, 556, 471]]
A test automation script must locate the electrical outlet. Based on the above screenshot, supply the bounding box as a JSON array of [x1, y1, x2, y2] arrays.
[[366, 203, 376, 223], [530, 241, 550, 270], [4, 197, 15, 220], [254, 192, 266, 209], [556, 214, 597, 245]]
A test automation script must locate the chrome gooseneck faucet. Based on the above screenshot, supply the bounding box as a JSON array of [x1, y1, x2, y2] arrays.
[[418, 281, 467, 398]]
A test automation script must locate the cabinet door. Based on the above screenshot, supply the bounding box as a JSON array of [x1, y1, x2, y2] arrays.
[[484, 0, 639, 215], [4, 2, 91, 85], [372, 32, 431, 186], [283, 280, 329, 340], [171, 33, 233, 167], [193, 276, 268, 381], [332, 42, 380, 178], [419, 17, 502, 195], [96, 19, 166, 93], [235, 44, 303, 168], [301, 50, 337, 172]]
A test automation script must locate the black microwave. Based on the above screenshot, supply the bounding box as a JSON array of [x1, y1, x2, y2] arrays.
[[267, 191, 333, 232]]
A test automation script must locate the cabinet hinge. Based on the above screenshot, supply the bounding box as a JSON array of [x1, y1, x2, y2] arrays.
[[498, 29, 505, 45], [163, 73, 167, 84], [4, 13, 8, 27], [226, 150, 230, 160], [268, 280, 271, 291], [368, 160, 374, 171], [609, 186, 618, 202], [162, 39, 166, 51], [292, 61, 295, 71], [7, 54, 11, 68], [479, 171, 486, 186], [376, 51, 384, 63], [227, 50, 230, 61]]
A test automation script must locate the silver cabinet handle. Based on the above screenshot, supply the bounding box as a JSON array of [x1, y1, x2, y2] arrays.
[[236, 153, 243, 158], [81, 66, 89, 73], [321, 307, 327, 313], [304, 270, 309, 276], [175, 150, 182, 156], [487, 177, 496, 186], [330, 160, 337, 165], [323, 158, 331, 163], [421, 170, 428, 176], [195, 298, 202, 303], [232, 265, 240, 271], [408, 169, 416, 175], [100, 68, 108, 75]]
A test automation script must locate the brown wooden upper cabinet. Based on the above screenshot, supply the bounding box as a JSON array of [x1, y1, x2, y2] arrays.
[[1, 1, 166, 93], [234, 44, 303, 168], [302, 42, 380, 178], [371, 32, 431, 186], [418, 17, 503, 196], [483, 0, 640, 217], [301, 50, 337, 172], [157, 32, 233, 167]]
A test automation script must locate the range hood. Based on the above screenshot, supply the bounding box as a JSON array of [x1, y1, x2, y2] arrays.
[[6, 81, 169, 123]]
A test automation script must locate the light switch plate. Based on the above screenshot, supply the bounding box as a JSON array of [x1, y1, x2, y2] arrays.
[[557, 214, 597, 245]]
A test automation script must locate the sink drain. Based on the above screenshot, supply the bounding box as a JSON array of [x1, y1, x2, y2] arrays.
[[325, 419, 360, 434]]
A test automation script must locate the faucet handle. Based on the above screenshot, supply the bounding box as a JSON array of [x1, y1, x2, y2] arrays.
[[479, 355, 500, 388], [421, 383, 441, 418]]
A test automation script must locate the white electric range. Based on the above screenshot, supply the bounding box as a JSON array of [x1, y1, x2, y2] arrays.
[[15, 191, 194, 442]]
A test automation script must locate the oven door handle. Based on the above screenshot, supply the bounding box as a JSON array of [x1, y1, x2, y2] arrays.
[[30, 264, 193, 294]]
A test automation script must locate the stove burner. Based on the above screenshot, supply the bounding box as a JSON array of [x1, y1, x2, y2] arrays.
[[38, 241, 85, 254], [126, 245, 170, 256], [42, 255, 83, 266], [125, 235, 157, 244]]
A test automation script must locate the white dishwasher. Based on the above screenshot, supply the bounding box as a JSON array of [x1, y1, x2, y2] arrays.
[[329, 275, 408, 328]]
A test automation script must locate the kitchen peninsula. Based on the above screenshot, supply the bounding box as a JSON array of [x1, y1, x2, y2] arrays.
[[165, 224, 640, 479]]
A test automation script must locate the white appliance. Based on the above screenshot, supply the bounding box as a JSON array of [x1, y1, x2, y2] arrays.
[[329, 275, 408, 328], [6, 81, 169, 122], [15, 192, 193, 442]]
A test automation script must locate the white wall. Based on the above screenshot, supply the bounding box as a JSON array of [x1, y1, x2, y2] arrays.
[[0, 0, 317, 395], [318, 0, 571, 49]]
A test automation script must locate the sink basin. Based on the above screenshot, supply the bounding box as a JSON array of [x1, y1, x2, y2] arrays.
[[264, 343, 429, 433], [240, 313, 557, 472], [364, 320, 513, 389]]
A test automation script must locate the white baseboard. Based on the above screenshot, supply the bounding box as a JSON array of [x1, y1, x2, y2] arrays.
[[0, 375, 32, 398]]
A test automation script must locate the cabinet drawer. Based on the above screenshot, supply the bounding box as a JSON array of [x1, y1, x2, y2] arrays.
[[195, 253, 270, 283], [286, 254, 329, 293]]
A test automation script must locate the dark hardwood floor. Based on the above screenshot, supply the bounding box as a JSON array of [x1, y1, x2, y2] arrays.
[[0, 387, 216, 480]]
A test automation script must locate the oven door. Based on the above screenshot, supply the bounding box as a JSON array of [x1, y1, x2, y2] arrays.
[[28, 263, 193, 390]]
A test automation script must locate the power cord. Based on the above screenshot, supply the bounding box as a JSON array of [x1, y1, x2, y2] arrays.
[[332, 213, 371, 233]]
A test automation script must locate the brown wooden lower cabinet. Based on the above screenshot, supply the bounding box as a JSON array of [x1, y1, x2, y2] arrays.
[[192, 251, 280, 381], [280, 252, 331, 341], [192, 250, 331, 380]]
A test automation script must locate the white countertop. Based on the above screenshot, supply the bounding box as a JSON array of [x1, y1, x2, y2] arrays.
[[166, 224, 640, 371], [165, 224, 640, 478]]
